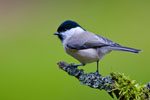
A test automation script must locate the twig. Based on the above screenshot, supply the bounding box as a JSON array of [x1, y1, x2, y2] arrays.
[[57, 62, 150, 100]]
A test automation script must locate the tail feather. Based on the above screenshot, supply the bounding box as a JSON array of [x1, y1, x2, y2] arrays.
[[109, 46, 142, 54]]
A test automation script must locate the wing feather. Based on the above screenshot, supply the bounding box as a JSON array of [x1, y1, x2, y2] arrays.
[[67, 31, 119, 50]]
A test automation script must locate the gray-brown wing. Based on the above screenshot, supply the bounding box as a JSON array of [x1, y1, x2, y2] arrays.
[[67, 31, 119, 50]]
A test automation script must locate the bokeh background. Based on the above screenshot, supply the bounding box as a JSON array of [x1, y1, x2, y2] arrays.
[[0, 0, 150, 100]]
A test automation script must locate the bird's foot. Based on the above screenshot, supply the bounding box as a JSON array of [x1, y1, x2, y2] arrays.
[[69, 63, 85, 68], [69, 63, 79, 68], [95, 70, 101, 76], [72, 64, 79, 68]]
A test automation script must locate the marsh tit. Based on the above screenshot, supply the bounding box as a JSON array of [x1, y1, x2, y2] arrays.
[[53, 20, 142, 74]]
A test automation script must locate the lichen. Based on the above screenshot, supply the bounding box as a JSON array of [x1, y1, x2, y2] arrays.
[[58, 62, 114, 92], [79, 72, 114, 92], [110, 72, 149, 100]]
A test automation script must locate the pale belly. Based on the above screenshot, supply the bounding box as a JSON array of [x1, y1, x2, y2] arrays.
[[65, 47, 105, 63]]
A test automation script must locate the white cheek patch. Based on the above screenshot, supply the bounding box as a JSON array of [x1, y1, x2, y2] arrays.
[[61, 27, 85, 39]]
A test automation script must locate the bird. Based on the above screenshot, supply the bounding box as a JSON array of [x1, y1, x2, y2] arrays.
[[53, 20, 142, 75]]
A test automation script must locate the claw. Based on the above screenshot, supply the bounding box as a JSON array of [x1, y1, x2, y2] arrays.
[[69, 63, 86, 68], [95, 71, 99, 76]]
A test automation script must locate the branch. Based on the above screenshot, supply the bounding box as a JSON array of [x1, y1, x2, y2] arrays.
[[57, 62, 150, 100]]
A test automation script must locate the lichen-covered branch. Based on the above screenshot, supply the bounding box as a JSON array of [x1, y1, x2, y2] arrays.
[[57, 62, 150, 100]]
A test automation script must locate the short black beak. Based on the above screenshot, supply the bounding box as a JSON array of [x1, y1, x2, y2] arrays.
[[53, 32, 59, 35]]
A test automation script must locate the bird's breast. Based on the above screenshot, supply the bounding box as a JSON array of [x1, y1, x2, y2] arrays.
[[64, 47, 101, 63]]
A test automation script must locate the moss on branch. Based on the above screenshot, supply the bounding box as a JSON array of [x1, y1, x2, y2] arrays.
[[57, 62, 150, 100]]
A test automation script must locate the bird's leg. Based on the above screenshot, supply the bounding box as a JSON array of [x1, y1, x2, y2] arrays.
[[95, 60, 100, 75], [72, 63, 86, 68]]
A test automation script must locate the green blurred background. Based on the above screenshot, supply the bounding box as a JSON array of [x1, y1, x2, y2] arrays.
[[0, 0, 150, 100]]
